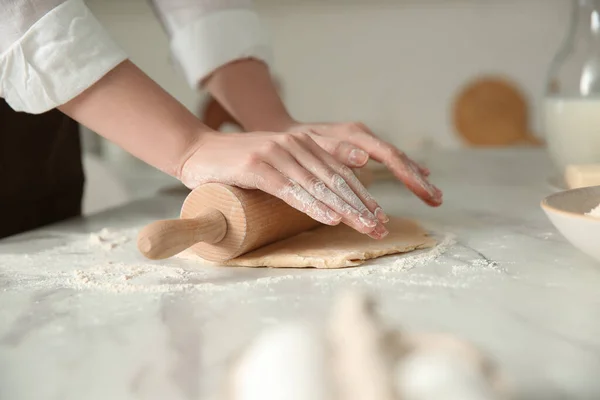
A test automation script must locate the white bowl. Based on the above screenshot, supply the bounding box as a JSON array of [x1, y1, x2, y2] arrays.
[[541, 186, 600, 263]]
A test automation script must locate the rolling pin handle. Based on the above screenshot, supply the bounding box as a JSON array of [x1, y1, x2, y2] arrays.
[[137, 208, 227, 260]]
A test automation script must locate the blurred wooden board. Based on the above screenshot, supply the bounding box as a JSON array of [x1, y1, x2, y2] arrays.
[[452, 76, 543, 147]]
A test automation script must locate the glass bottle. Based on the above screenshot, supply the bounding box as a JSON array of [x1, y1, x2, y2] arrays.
[[544, 0, 600, 172]]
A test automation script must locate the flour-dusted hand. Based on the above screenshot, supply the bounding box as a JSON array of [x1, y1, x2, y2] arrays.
[[56, 61, 388, 239], [178, 132, 389, 239], [287, 122, 443, 207]]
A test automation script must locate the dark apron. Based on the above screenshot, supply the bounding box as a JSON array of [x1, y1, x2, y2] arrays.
[[0, 99, 85, 239]]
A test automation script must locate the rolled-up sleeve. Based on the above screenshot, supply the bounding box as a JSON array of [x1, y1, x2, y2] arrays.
[[0, 0, 127, 113], [149, 0, 272, 89]]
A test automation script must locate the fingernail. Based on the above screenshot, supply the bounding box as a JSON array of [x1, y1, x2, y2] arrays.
[[349, 149, 369, 166], [411, 164, 437, 197], [359, 214, 377, 228], [431, 187, 443, 205], [374, 207, 389, 223], [424, 182, 438, 197], [327, 209, 342, 223], [373, 224, 389, 239]]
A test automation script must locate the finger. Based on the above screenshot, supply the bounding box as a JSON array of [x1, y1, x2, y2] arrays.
[[283, 133, 376, 219], [410, 159, 430, 177], [264, 142, 378, 234], [310, 135, 370, 168], [313, 126, 429, 177], [342, 129, 442, 206], [404, 155, 442, 205], [251, 162, 342, 226], [296, 134, 391, 227], [308, 122, 440, 206], [281, 133, 389, 237]]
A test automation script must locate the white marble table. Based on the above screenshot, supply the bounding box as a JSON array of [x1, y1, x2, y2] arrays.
[[1, 149, 600, 400]]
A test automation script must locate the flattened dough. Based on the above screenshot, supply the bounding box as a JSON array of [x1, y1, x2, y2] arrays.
[[223, 216, 435, 269]]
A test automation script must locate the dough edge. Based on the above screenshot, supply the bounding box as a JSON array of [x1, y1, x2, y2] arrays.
[[224, 216, 437, 269], [224, 241, 435, 269]]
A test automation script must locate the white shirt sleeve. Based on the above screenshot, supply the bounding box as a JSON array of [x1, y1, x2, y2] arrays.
[[0, 0, 127, 113], [148, 0, 272, 89]]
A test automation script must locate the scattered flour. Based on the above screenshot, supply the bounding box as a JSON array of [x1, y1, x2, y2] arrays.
[[68, 236, 460, 294], [1, 226, 502, 296], [585, 203, 600, 218], [70, 263, 194, 294], [470, 258, 500, 270], [88, 228, 131, 250], [391, 234, 457, 270]]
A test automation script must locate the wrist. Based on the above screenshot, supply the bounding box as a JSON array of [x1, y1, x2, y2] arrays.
[[203, 59, 297, 133], [175, 129, 218, 183]]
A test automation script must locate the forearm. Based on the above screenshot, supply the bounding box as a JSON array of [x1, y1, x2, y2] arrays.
[[59, 60, 209, 177], [203, 59, 294, 132]]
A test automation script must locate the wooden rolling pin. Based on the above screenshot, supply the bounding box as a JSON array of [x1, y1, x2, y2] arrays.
[[137, 183, 320, 262]]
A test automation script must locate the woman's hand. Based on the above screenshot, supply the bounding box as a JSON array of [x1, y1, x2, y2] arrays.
[[285, 122, 443, 207], [201, 59, 441, 207], [179, 131, 390, 239]]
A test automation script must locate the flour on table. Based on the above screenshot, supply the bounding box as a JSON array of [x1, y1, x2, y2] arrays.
[[585, 203, 600, 218], [88, 228, 131, 250], [70, 263, 197, 294], [390, 233, 456, 270], [2, 223, 504, 296]]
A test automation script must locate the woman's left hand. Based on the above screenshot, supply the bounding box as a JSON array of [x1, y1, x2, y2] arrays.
[[198, 60, 441, 207], [285, 122, 443, 207]]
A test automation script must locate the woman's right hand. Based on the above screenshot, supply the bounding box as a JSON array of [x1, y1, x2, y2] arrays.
[[178, 131, 389, 239], [56, 61, 385, 238]]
